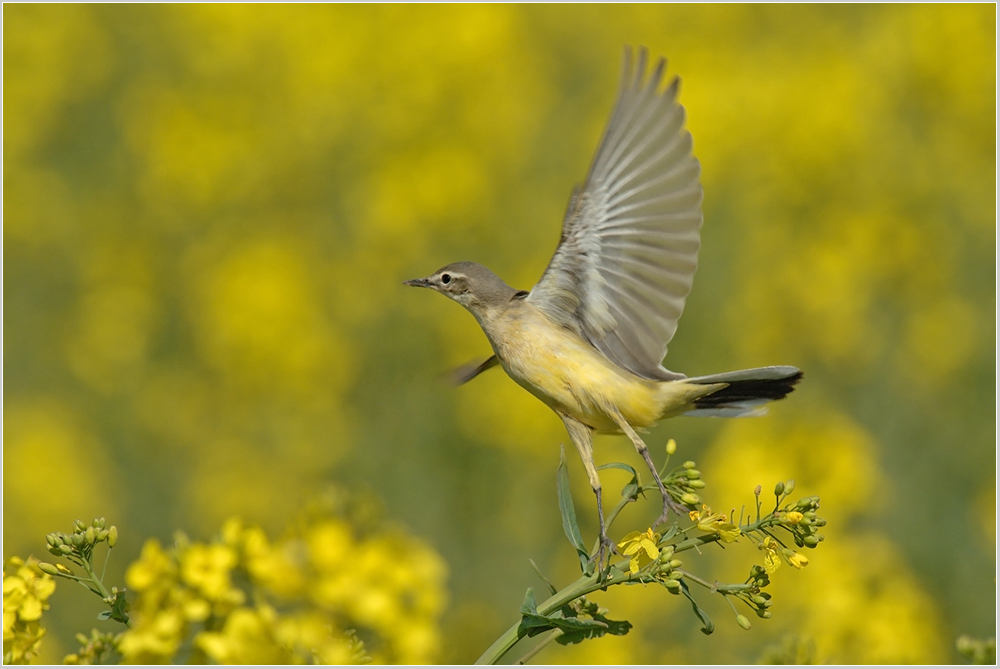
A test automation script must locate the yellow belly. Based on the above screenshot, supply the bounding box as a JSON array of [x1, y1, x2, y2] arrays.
[[488, 311, 684, 433]]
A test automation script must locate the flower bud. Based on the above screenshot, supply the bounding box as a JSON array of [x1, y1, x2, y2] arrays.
[[47, 544, 63, 557], [803, 535, 819, 547], [85, 527, 96, 545], [38, 562, 59, 575], [687, 480, 706, 489], [685, 469, 701, 479], [756, 609, 772, 619], [59, 545, 74, 555], [752, 595, 767, 606], [783, 479, 795, 494], [680, 493, 700, 506], [736, 614, 751, 630], [785, 511, 804, 525], [71, 533, 84, 547], [97, 529, 109, 542], [108, 526, 118, 548], [753, 484, 762, 496], [666, 439, 677, 455], [97, 517, 106, 529], [682, 461, 696, 469], [75, 633, 89, 646], [668, 571, 684, 580], [773, 482, 785, 496], [56, 563, 74, 576], [663, 579, 681, 593], [74, 519, 87, 532], [669, 559, 682, 569]]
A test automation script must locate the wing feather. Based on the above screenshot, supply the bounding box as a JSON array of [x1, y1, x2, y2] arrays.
[[527, 47, 702, 380]]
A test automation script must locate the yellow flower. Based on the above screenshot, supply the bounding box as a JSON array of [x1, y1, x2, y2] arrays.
[[617, 528, 660, 575], [690, 505, 742, 543], [762, 537, 782, 574], [180, 544, 244, 606], [783, 548, 810, 569], [3, 558, 55, 624], [785, 511, 804, 525], [196, 605, 288, 664], [3, 557, 55, 664], [118, 609, 186, 663], [125, 540, 176, 594]]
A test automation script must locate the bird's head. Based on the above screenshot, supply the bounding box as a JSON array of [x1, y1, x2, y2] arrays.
[[404, 261, 520, 318]]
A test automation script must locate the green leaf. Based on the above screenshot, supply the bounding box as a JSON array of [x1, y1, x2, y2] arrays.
[[528, 558, 558, 596], [554, 611, 631, 645], [679, 580, 715, 635], [660, 524, 679, 542], [597, 461, 638, 479], [96, 611, 112, 621], [557, 446, 590, 573], [519, 587, 539, 616], [518, 593, 634, 645], [597, 461, 641, 499]]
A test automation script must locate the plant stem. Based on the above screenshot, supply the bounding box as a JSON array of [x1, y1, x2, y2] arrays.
[[516, 629, 562, 665], [477, 514, 781, 664], [80, 559, 113, 600]]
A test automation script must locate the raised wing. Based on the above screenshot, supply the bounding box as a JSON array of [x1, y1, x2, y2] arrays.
[[526, 47, 702, 380]]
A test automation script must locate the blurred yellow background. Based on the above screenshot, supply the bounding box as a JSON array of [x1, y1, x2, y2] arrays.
[[4, 4, 995, 664]]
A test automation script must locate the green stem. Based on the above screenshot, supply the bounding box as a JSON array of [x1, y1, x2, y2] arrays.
[[476, 532, 722, 664], [477, 513, 784, 664], [79, 557, 132, 628], [676, 569, 754, 596], [516, 629, 562, 665], [80, 559, 112, 600]]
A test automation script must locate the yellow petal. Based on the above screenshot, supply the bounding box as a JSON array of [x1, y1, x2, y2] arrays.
[[787, 552, 809, 569], [639, 539, 660, 560], [764, 550, 781, 574], [616, 532, 642, 551], [628, 556, 640, 575], [717, 523, 742, 543], [18, 596, 43, 621]]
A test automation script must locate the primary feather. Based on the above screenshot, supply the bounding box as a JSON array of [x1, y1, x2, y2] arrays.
[[527, 47, 703, 381]]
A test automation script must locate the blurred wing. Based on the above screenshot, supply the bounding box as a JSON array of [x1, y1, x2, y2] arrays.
[[527, 47, 702, 380], [444, 355, 498, 386]]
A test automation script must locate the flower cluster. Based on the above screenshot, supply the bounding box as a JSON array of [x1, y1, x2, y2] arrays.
[[660, 440, 708, 508], [3, 557, 56, 664], [485, 440, 833, 663], [24, 490, 448, 664], [64, 629, 121, 665], [116, 490, 446, 664], [40, 517, 128, 626]]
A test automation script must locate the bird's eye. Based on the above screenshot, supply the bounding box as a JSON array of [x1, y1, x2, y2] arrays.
[[441, 274, 452, 285]]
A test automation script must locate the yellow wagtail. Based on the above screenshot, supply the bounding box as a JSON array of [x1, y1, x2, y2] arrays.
[[405, 47, 802, 566]]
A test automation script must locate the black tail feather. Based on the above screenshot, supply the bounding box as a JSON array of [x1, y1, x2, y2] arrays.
[[692, 369, 803, 410]]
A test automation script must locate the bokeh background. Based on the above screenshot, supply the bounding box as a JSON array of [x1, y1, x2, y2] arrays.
[[4, 4, 995, 664]]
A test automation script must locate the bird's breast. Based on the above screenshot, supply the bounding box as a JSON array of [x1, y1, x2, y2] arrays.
[[486, 308, 663, 433]]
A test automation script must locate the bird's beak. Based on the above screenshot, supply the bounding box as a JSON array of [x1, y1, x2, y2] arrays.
[[403, 277, 433, 288]]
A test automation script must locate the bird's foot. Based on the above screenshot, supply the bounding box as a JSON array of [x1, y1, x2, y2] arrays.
[[654, 494, 692, 529]]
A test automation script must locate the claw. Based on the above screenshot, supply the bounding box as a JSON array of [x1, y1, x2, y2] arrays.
[[654, 493, 691, 529]]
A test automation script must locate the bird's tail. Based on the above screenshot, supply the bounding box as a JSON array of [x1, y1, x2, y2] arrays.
[[682, 366, 803, 417]]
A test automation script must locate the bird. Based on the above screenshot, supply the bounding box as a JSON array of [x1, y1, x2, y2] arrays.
[[404, 47, 802, 569]]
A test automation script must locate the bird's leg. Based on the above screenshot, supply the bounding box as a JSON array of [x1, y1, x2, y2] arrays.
[[608, 408, 687, 528], [560, 415, 613, 576]]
